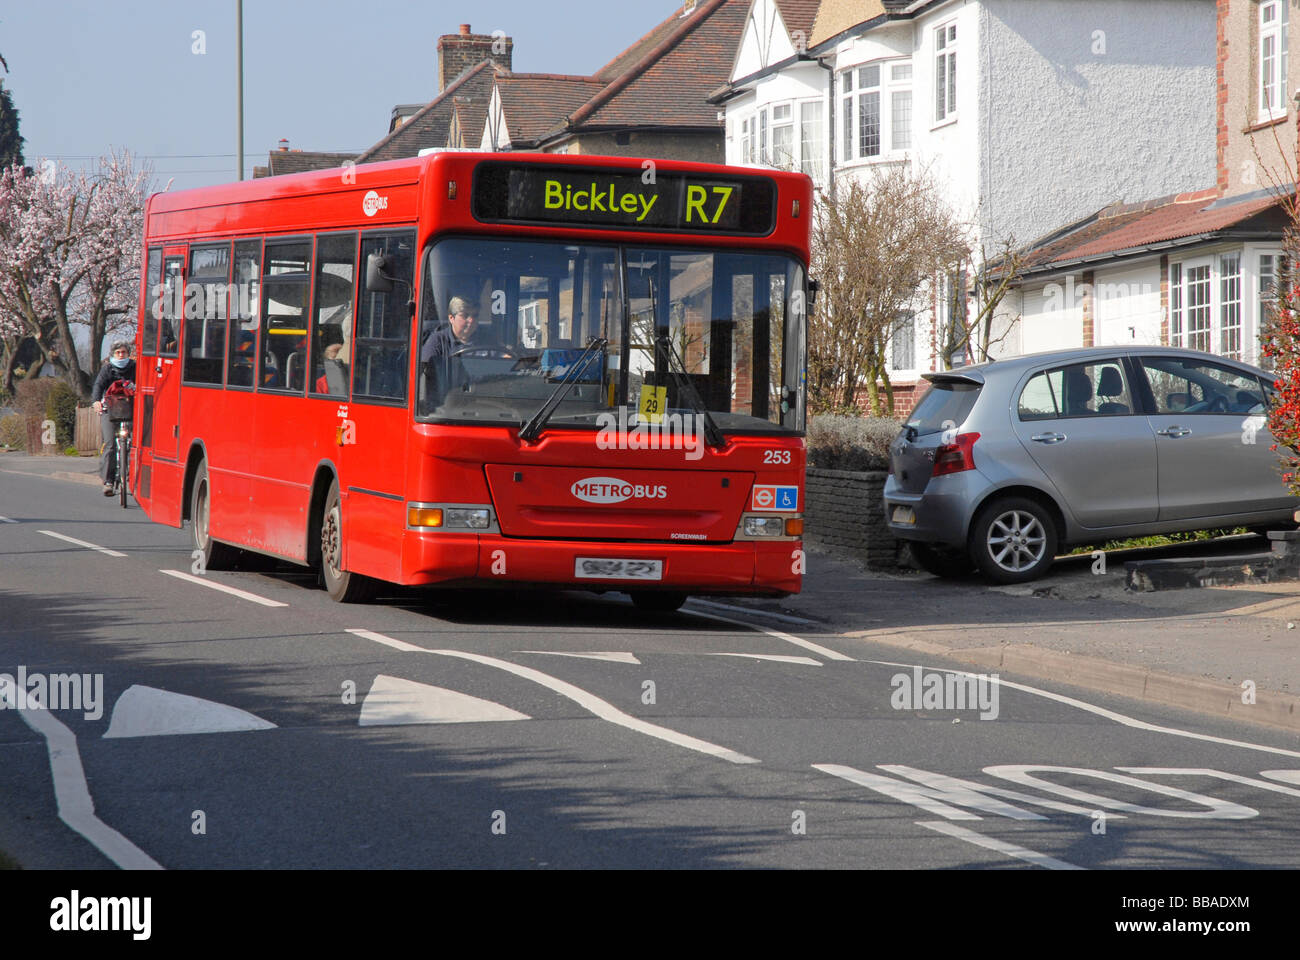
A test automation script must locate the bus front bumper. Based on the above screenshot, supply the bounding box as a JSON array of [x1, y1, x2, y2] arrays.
[[401, 533, 802, 596]]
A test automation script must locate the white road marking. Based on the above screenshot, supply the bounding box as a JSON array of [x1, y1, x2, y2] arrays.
[[359, 675, 529, 726], [38, 529, 126, 558], [686, 598, 819, 626], [417, 648, 758, 765], [0, 515, 18, 523], [703, 653, 822, 666], [862, 657, 1300, 760], [7, 696, 162, 869], [519, 651, 642, 664], [686, 609, 854, 662], [159, 569, 288, 607], [347, 628, 426, 652], [1117, 767, 1300, 801], [103, 685, 277, 738], [916, 820, 1084, 871], [1261, 770, 1300, 786]]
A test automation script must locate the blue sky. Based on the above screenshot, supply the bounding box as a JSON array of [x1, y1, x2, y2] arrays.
[[2, 0, 676, 190]]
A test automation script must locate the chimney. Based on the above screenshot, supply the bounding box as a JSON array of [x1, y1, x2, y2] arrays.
[[437, 23, 513, 92], [278, 138, 290, 152]]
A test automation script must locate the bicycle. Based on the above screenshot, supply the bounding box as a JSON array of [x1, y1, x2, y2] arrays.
[[102, 380, 135, 509]]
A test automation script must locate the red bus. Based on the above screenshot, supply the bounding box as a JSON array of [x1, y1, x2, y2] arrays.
[[131, 152, 811, 608]]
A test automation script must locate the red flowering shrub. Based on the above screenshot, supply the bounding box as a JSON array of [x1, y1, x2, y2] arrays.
[[1259, 276, 1300, 493]]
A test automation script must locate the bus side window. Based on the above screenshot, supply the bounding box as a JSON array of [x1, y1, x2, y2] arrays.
[[160, 256, 184, 358], [184, 243, 230, 385], [260, 238, 312, 394], [227, 239, 261, 388], [310, 232, 357, 398], [354, 231, 414, 403], [141, 248, 162, 357]]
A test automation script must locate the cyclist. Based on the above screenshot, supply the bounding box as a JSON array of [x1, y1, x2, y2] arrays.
[[91, 340, 136, 496]]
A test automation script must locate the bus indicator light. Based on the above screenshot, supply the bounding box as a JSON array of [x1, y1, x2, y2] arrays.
[[408, 506, 444, 528]]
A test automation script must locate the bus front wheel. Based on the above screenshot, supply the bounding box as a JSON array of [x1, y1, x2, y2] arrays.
[[320, 480, 377, 603]]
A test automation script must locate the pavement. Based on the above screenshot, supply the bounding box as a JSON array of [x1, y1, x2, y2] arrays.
[[5, 448, 1299, 737]]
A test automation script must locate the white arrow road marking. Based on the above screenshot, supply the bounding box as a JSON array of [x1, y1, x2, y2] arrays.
[[0, 515, 18, 523], [916, 821, 1084, 871], [7, 699, 161, 869], [518, 651, 642, 664], [1261, 770, 1300, 786], [159, 569, 288, 607], [360, 675, 530, 726], [686, 609, 854, 662], [862, 657, 1300, 760], [38, 530, 126, 558], [103, 685, 277, 739], [703, 653, 822, 666], [344, 630, 757, 764], [426, 649, 760, 765]]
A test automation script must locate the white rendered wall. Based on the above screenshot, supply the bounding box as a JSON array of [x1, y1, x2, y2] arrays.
[[977, 0, 1217, 249]]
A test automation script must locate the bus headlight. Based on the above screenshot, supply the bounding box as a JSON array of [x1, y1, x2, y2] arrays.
[[445, 508, 491, 529], [744, 517, 786, 537]]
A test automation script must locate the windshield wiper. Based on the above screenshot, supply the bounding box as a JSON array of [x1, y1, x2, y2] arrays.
[[654, 334, 726, 450], [518, 338, 608, 443]]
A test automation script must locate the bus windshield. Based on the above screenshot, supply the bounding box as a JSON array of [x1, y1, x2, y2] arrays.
[[417, 237, 806, 433]]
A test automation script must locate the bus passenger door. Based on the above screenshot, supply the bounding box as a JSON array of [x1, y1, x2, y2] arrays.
[[139, 251, 185, 523]]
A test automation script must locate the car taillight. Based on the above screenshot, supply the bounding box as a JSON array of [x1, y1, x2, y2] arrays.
[[932, 432, 979, 477]]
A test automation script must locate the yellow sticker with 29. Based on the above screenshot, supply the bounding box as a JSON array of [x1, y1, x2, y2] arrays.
[[638, 384, 667, 424]]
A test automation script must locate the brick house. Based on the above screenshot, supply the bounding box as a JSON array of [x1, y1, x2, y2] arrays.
[[713, 0, 1218, 415]]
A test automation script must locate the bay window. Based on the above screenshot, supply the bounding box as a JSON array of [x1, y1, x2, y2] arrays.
[[839, 58, 913, 162]]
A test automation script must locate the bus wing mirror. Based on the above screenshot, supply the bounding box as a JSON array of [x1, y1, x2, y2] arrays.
[[366, 252, 395, 293], [807, 277, 820, 308]]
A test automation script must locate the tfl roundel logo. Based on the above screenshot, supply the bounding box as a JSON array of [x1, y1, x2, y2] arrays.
[[751, 485, 798, 511], [362, 190, 389, 217]]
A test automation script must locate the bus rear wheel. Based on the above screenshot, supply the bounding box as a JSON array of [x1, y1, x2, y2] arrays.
[[631, 591, 687, 613], [320, 480, 377, 603], [190, 462, 241, 570]]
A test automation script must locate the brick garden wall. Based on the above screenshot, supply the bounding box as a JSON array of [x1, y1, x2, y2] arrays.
[[803, 467, 901, 569]]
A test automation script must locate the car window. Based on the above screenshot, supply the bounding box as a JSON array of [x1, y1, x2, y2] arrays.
[[1139, 357, 1265, 415], [1017, 360, 1132, 420], [906, 381, 981, 437]]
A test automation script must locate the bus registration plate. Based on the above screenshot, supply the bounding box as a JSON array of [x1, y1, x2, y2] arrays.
[[574, 558, 664, 581]]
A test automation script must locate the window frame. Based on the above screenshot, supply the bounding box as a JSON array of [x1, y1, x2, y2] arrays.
[[838, 57, 913, 163], [225, 237, 263, 393], [1259, 0, 1289, 123], [934, 20, 958, 125], [1015, 358, 1135, 422]]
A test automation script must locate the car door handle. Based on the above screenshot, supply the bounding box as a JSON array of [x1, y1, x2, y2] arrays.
[[1156, 426, 1192, 438], [1030, 432, 1067, 444]]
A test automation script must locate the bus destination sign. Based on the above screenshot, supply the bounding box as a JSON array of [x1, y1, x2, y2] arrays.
[[472, 163, 777, 235]]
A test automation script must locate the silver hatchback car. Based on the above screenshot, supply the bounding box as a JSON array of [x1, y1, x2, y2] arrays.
[[884, 346, 1298, 583]]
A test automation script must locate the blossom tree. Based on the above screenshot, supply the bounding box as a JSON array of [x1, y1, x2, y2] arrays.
[[1259, 227, 1300, 494], [0, 151, 150, 400]]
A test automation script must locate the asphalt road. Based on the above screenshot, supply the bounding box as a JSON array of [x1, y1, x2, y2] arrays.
[[3, 464, 1300, 871]]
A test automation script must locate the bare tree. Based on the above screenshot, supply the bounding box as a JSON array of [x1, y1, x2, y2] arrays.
[[939, 236, 1027, 369], [809, 164, 968, 416]]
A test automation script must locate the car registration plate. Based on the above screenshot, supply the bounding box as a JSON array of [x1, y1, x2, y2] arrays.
[[574, 558, 664, 581], [891, 506, 916, 525]]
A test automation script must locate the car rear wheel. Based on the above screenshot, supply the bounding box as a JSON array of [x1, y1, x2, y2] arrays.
[[969, 496, 1058, 584], [320, 480, 378, 603], [908, 542, 973, 578]]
